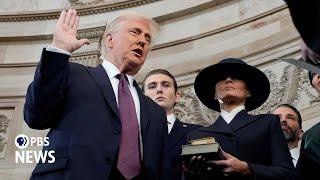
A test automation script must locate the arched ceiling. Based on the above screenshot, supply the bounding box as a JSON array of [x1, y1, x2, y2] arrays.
[[0, 0, 160, 22], [0, 0, 156, 13], [0, 0, 70, 12]]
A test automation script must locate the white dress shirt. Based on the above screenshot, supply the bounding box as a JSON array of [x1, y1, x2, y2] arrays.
[[99, 59, 144, 158], [220, 105, 245, 124], [167, 114, 176, 134], [290, 147, 300, 167], [47, 45, 71, 56], [101, 59, 141, 124]]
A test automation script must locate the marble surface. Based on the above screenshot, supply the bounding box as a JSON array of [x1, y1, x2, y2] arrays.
[[0, 0, 70, 12]]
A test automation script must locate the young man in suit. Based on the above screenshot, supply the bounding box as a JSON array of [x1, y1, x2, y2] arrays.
[[184, 58, 295, 180], [24, 9, 168, 180], [272, 104, 303, 167], [142, 69, 200, 180]]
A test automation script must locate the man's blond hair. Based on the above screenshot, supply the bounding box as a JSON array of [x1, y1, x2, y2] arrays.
[[100, 12, 160, 58]]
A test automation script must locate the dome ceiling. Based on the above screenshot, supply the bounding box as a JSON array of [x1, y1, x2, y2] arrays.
[[0, 0, 70, 12], [0, 0, 160, 22], [0, 0, 159, 15]]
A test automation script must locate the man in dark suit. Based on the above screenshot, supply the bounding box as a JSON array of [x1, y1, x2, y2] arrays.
[[272, 104, 303, 167], [142, 69, 201, 180], [184, 58, 295, 180], [24, 9, 167, 180], [283, 1, 320, 178]]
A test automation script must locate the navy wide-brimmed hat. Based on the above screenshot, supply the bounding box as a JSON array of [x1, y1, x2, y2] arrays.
[[194, 58, 270, 112]]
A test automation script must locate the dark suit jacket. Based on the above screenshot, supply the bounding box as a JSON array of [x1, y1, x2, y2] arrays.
[[24, 49, 168, 180], [164, 119, 201, 180], [185, 110, 295, 180], [296, 122, 320, 180], [284, 0, 320, 54]]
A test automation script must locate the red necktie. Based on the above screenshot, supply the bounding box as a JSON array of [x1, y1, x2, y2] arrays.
[[116, 73, 141, 179]]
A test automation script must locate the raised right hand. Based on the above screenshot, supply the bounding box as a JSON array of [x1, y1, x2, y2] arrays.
[[52, 9, 90, 53]]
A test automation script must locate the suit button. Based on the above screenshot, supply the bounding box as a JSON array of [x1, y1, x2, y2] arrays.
[[105, 158, 112, 165], [113, 128, 120, 135]]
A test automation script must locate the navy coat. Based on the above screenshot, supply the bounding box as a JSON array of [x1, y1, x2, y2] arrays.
[[185, 110, 295, 180], [24, 49, 168, 180], [164, 119, 200, 180]]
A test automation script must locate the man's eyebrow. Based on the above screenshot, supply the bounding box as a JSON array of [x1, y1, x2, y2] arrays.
[[287, 114, 297, 119], [147, 81, 157, 86], [132, 27, 142, 33], [132, 27, 151, 37]]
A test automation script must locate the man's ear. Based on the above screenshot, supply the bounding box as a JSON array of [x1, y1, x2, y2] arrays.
[[106, 33, 113, 49], [175, 91, 180, 102], [246, 89, 252, 97], [298, 129, 304, 140]]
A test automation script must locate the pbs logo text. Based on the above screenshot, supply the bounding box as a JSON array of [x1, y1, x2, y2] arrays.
[[15, 134, 49, 149], [15, 134, 55, 164]]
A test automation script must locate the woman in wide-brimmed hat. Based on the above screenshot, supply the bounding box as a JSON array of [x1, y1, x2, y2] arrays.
[[184, 58, 295, 180]]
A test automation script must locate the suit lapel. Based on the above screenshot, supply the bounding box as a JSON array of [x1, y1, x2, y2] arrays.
[[169, 119, 189, 147], [86, 65, 120, 120], [133, 81, 149, 133], [229, 110, 257, 131], [200, 116, 234, 136]]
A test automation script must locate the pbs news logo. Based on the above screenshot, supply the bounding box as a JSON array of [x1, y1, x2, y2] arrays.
[[15, 134, 55, 164]]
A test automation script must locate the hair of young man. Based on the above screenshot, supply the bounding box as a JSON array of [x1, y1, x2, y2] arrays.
[[99, 12, 160, 58], [142, 69, 178, 93], [274, 104, 302, 129]]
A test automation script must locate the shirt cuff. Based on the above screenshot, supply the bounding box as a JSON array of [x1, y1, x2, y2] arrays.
[[46, 45, 71, 56]]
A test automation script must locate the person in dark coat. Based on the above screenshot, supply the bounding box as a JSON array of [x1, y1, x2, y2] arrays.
[[296, 67, 320, 180], [297, 122, 320, 180], [272, 104, 303, 167], [142, 69, 201, 180], [184, 58, 295, 180], [24, 9, 168, 180], [281, 2, 320, 179]]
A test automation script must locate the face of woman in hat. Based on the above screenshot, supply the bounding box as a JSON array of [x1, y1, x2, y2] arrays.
[[215, 76, 251, 105]]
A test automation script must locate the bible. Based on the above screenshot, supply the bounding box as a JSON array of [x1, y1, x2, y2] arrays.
[[181, 137, 222, 160]]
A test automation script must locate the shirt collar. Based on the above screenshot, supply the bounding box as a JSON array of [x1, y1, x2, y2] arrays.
[[290, 147, 300, 161], [101, 58, 134, 87], [167, 113, 176, 125], [220, 105, 245, 124]]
